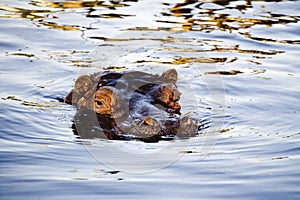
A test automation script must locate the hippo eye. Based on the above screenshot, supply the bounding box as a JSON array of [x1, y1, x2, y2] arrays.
[[96, 101, 103, 106]]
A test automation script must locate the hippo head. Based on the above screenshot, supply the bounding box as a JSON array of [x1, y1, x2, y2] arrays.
[[65, 69, 181, 116], [66, 68, 200, 141]]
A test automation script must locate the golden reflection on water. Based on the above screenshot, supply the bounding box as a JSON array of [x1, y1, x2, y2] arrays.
[[134, 56, 228, 65], [138, 0, 299, 44], [30, 0, 131, 9], [241, 32, 300, 45], [1, 0, 298, 42], [0, 4, 51, 19], [1, 0, 299, 71], [162, 0, 299, 32], [1, 0, 298, 32], [6, 49, 93, 67], [162, 45, 283, 55], [1, 96, 61, 108], [40, 50, 93, 67], [39, 21, 81, 30]]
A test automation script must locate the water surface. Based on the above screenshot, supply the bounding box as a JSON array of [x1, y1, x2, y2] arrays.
[[0, 0, 300, 199]]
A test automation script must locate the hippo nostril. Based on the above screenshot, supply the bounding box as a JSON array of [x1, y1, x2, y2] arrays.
[[96, 101, 103, 106], [143, 117, 154, 126]]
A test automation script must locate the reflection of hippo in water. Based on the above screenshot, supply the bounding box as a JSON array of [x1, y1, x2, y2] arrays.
[[65, 69, 200, 142]]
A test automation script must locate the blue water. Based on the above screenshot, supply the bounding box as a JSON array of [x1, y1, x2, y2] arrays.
[[1, 0, 300, 199]]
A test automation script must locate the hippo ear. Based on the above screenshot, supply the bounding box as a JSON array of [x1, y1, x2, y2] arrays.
[[161, 69, 178, 84], [74, 75, 94, 92], [64, 89, 74, 105]]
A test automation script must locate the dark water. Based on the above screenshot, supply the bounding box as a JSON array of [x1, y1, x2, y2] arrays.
[[1, 0, 300, 199]]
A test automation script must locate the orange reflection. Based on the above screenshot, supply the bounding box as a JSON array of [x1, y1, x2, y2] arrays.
[[162, 0, 299, 33], [30, 0, 130, 9]]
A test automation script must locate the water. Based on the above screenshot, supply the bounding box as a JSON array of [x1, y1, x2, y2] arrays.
[[1, 0, 300, 199]]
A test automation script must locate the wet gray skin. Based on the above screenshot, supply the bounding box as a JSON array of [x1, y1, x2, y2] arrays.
[[66, 69, 200, 141]]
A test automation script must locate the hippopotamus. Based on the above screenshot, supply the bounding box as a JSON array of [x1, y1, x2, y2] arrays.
[[65, 69, 200, 142]]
